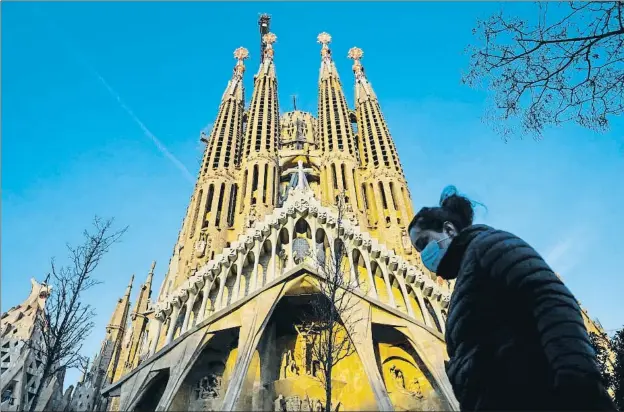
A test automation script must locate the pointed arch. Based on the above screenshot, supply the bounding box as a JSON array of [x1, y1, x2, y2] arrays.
[[352, 248, 371, 292], [223, 265, 237, 308], [388, 274, 408, 314], [173, 305, 186, 340], [190, 291, 203, 329], [424, 298, 442, 333], [203, 184, 215, 228], [371, 261, 389, 305], [406, 286, 425, 324], [240, 252, 255, 298]]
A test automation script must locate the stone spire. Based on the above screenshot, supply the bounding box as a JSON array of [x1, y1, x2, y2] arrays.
[[158, 47, 250, 301], [348, 47, 415, 258], [316, 33, 362, 220], [238, 32, 280, 222], [104, 274, 133, 384], [117, 262, 157, 379], [202, 47, 249, 174], [348, 47, 402, 175]]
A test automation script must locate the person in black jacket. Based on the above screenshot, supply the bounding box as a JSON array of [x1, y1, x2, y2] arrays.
[[408, 186, 616, 411]]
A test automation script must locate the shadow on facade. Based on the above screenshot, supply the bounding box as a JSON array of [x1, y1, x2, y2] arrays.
[[372, 324, 449, 411], [133, 368, 170, 412], [169, 328, 240, 411]]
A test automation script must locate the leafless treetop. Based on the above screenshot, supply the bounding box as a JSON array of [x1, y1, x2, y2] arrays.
[[463, 1, 624, 140]]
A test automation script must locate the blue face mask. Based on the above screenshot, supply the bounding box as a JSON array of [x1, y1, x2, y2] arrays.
[[420, 236, 450, 273]]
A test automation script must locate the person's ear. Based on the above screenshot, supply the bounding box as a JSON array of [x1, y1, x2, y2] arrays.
[[443, 221, 457, 238]]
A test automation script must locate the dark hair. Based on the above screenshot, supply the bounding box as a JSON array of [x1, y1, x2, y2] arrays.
[[408, 186, 476, 234]]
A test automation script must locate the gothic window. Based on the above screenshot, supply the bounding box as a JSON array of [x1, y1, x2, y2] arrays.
[[361, 184, 368, 209], [340, 164, 348, 194], [272, 167, 278, 205], [262, 164, 269, 204], [227, 184, 238, 227], [331, 164, 338, 190], [379, 182, 388, 210], [389, 182, 398, 211], [251, 165, 259, 205], [203, 185, 215, 228], [215, 184, 226, 228]]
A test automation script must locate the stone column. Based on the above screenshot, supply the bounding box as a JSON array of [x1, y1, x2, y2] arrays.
[[380, 263, 397, 308], [198, 279, 212, 322], [397, 278, 415, 318], [252, 243, 262, 290], [346, 247, 358, 287], [149, 317, 163, 355], [270, 230, 278, 281], [362, 251, 378, 299], [232, 254, 245, 302], [181, 293, 196, 332], [215, 268, 226, 310], [416, 289, 433, 329], [287, 217, 295, 269], [165, 305, 180, 345]]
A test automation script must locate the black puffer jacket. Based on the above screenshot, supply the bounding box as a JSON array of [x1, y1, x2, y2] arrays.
[[438, 225, 616, 411]]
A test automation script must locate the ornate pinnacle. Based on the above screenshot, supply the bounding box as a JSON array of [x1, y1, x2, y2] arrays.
[[233, 47, 249, 76], [317, 32, 332, 45], [233, 47, 249, 61], [347, 47, 363, 61], [348, 47, 365, 75], [263, 32, 277, 45]]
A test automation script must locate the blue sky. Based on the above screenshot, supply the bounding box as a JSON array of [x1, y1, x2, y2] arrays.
[[3, 2, 623, 387]]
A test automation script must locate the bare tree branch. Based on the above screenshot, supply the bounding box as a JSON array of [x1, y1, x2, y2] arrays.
[[297, 192, 366, 412], [25, 216, 127, 412], [463, 1, 624, 141]]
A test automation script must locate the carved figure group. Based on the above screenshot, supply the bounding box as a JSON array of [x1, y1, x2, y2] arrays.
[[281, 349, 300, 378], [274, 395, 341, 412], [195, 374, 222, 400], [390, 364, 406, 389]]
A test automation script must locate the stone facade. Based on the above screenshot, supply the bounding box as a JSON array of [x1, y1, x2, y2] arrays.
[[93, 15, 459, 411], [0, 279, 70, 411]]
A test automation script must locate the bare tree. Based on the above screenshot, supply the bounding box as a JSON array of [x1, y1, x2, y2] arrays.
[[27, 217, 127, 412], [590, 327, 624, 410], [463, 1, 624, 140], [299, 192, 365, 412]]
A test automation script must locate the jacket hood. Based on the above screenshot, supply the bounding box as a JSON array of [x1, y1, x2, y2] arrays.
[[437, 224, 492, 280]]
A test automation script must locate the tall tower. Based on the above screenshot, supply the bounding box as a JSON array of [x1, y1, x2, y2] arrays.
[[237, 32, 280, 226], [105, 274, 133, 384], [118, 262, 155, 376], [316, 33, 363, 221], [158, 48, 249, 299], [258, 13, 271, 63], [348, 47, 416, 258]]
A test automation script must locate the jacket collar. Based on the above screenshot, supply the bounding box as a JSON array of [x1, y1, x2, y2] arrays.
[[437, 224, 492, 280]]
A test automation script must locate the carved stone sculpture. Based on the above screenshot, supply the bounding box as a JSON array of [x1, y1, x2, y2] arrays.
[[195, 233, 207, 258], [390, 364, 405, 389], [195, 374, 222, 400], [275, 394, 287, 412]]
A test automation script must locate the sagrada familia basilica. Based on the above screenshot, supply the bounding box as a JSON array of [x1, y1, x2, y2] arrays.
[[1, 14, 608, 412]]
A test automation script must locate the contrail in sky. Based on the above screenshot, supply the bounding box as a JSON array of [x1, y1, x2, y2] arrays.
[[32, 6, 195, 183], [92, 72, 195, 183]]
